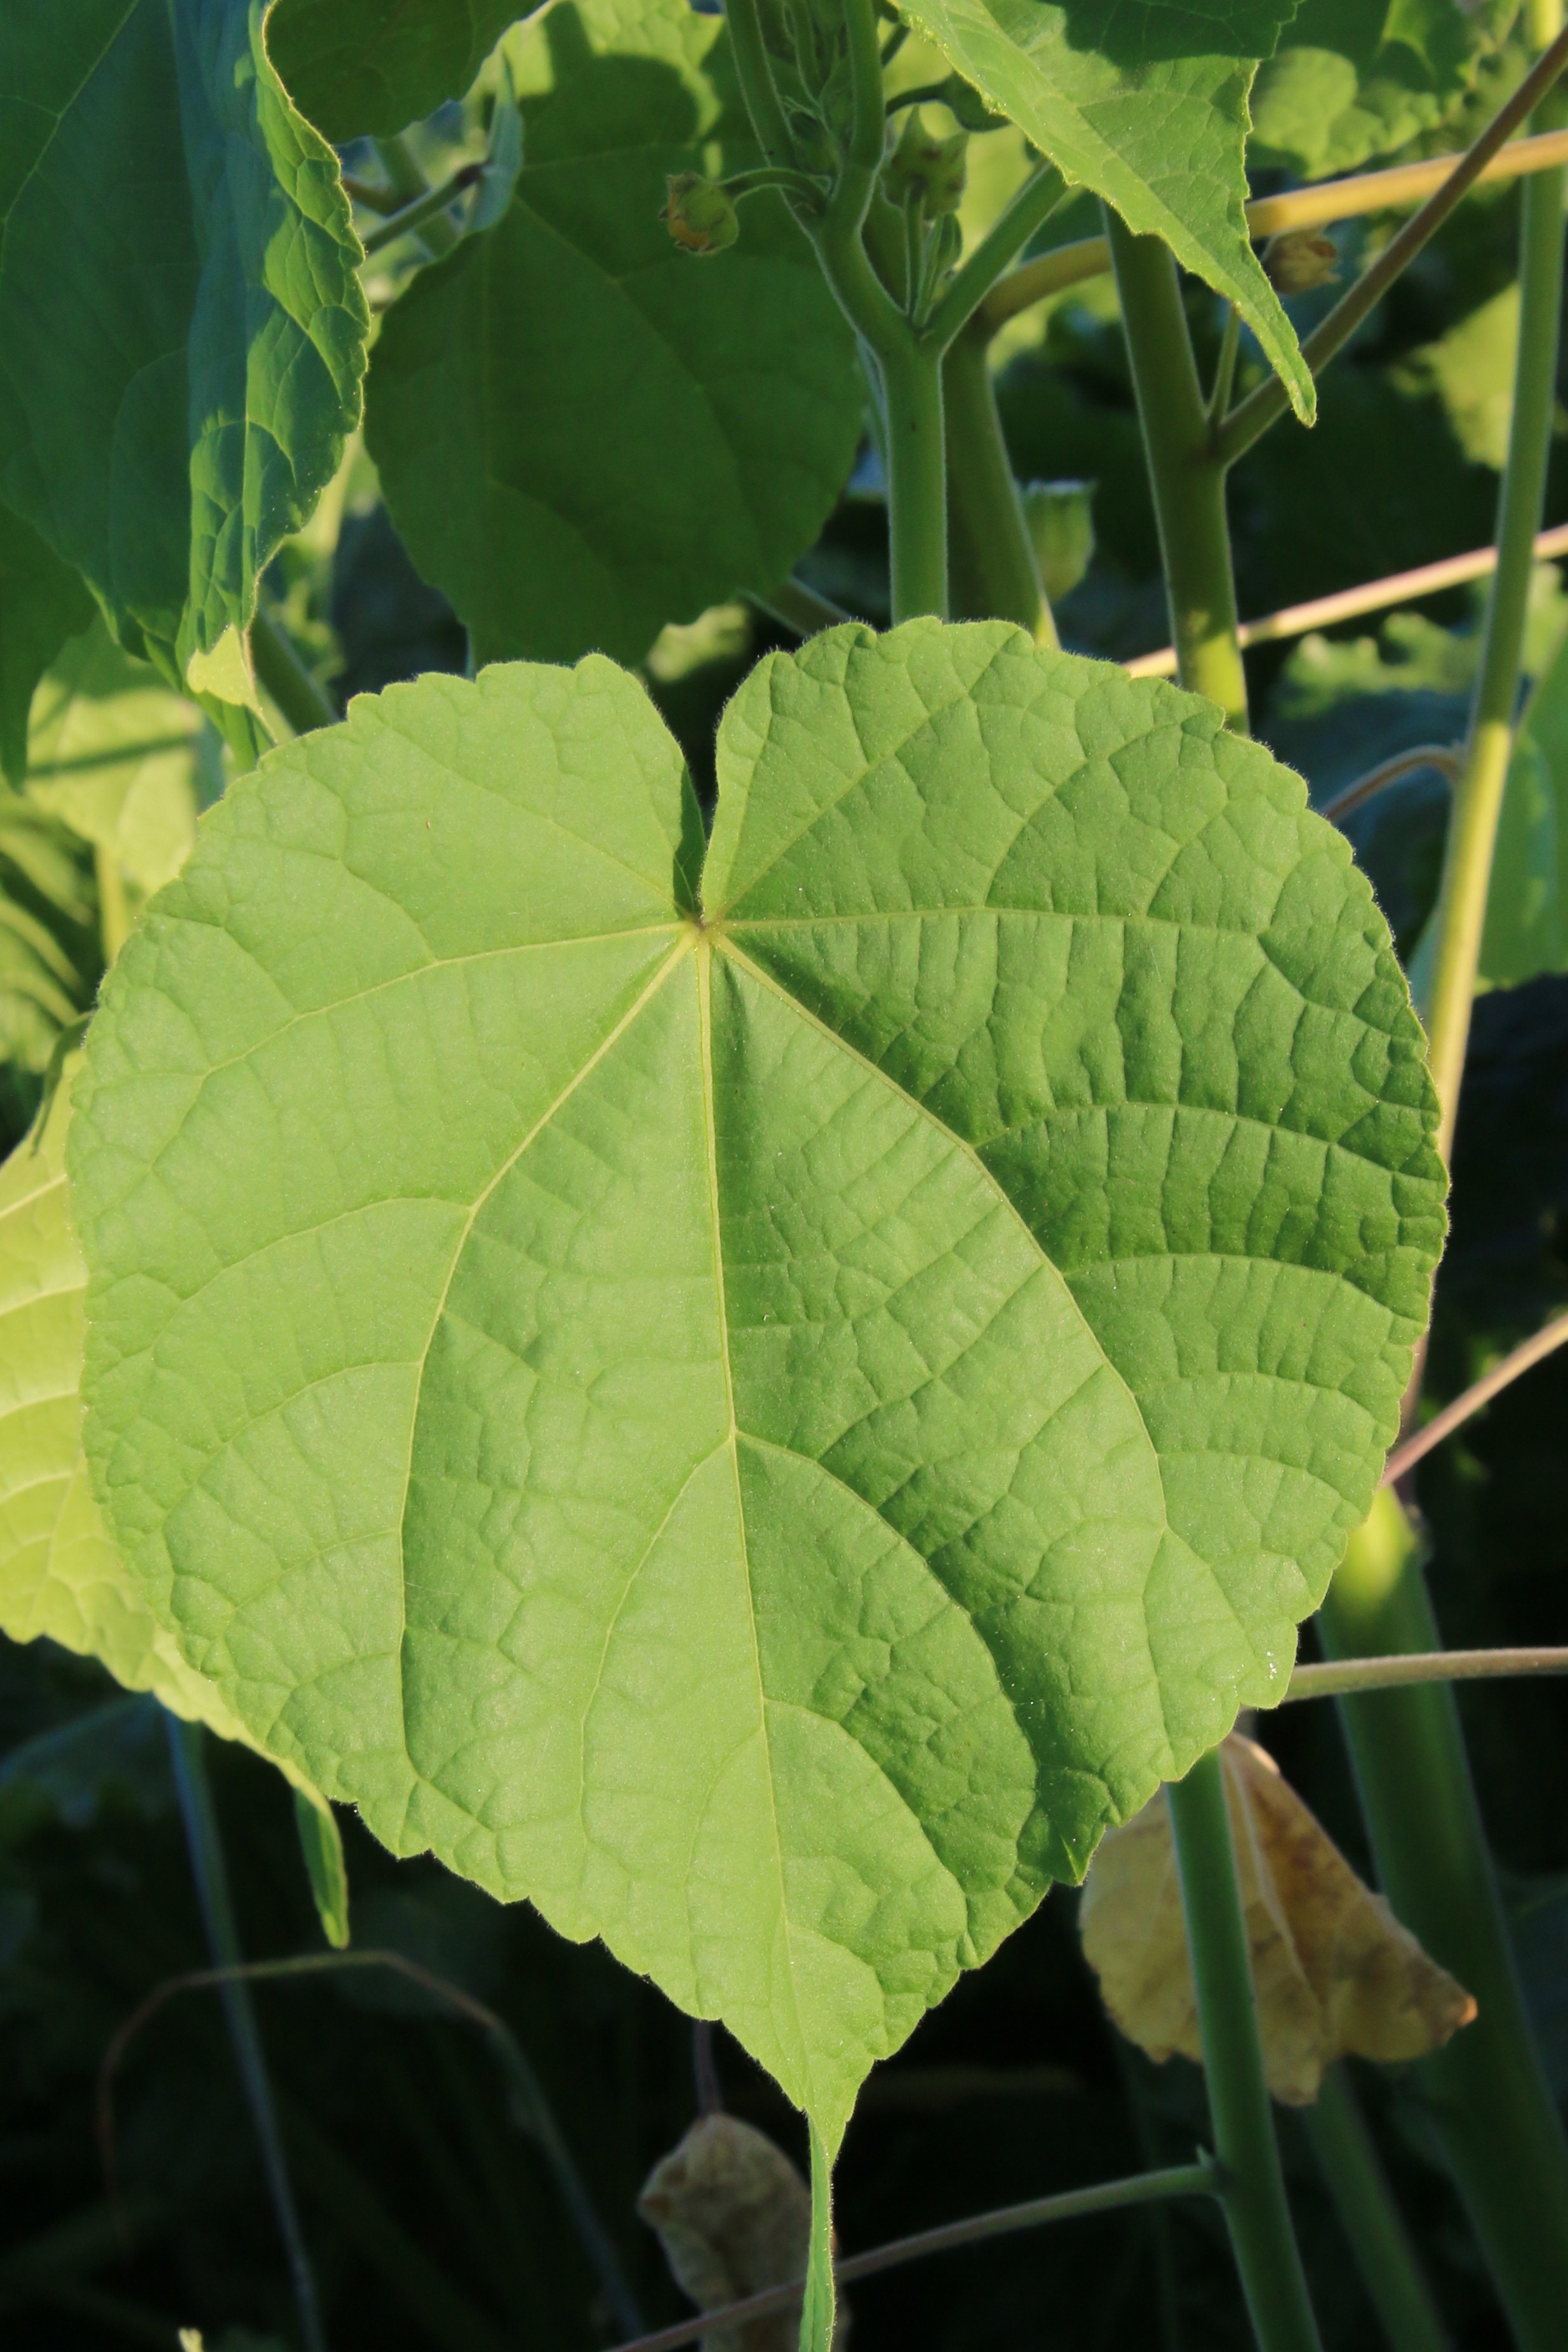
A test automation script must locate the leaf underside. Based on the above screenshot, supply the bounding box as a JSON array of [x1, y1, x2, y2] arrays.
[[0, 0, 367, 699], [70, 622, 1444, 2145], [365, 0, 864, 670], [892, 0, 1315, 422]]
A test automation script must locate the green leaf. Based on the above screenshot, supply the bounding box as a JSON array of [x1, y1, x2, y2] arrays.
[[890, 0, 1315, 423], [295, 1785, 352, 1947], [1250, 0, 1518, 182], [1482, 615, 1568, 988], [25, 624, 218, 899], [365, 0, 863, 669], [0, 1062, 248, 1736], [0, 1058, 345, 1832], [269, 0, 519, 139], [0, 0, 368, 697], [0, 507, 95, 790], [69, 626, 1444, 2147], [0, 800, 98, 1075]]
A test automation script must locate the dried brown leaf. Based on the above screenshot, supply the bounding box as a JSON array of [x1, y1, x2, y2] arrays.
[[1078, 1734, 1477, 2104], [638, 2113, 846, 2352]]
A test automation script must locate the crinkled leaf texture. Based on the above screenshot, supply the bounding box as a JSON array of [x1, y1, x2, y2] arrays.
[[892, 0, 1315, 422], [365, 0, 863, 669], [0, 1064, 248, 1738], [1250, 0, 1517, 182], [269, 0, 519, 139], [0, 0, 368, 700], [70, 622, 1445, 2147], [0, 1059, 342, 1861]]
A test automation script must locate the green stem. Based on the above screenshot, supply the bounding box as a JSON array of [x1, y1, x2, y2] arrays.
[[371, 136, 460, 257], [1421, 149, 1567, 1159], [1167, 1752, 1323, 2352], [1320, 1495, 1568, 2352], [748, 577, 854, 635], [1302, 2068, 1447, 2352], [924, 163, 1067, 353], [93, 846, 130, 965], [166, 1717, 328, 2352], [1207, 305, 1241, 427], [882, 340, 949, 621], [1215, 27, 1568, 469], [1104, 210, 1247, 727], [359, 164, 481, 256], [250, 610, 337, 737], [708, 0, 798, 174], [943, 325, 1052, 639]]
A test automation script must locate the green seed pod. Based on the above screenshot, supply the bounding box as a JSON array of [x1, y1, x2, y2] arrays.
[[1021, 479, 1096, 603], [1263, 230, 1339, 295], [661, 171, 740, 256], [883, 111, 968, 215]]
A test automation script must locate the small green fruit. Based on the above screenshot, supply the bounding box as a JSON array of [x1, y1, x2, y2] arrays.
[[662, 171, 739, 255]]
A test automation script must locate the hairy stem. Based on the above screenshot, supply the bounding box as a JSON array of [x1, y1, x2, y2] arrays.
[[1104, 211, 1247, 727], [1320, 1494, 1568, 2349], [1423, 147, 1568, 1157], [1302, 2070, 1445, 2352], [943, 325, 1051, 638], [882, 340, 949, 620], [1167, 1752, 1323, 2352], [166, 1719, 328, 2352], [718, 0, 795, 169], [924, 164, 1066, 351]]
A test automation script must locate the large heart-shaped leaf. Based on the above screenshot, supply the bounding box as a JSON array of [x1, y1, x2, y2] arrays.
[[365, 0, 864, 670], [892, 0, 1315, 422], [269, 0, 520, 139], [69, 623, 1444, 2145], [0, 1063, 249, 1738], [1250, 0, 1517, 182], [0, 0, 368, 702]]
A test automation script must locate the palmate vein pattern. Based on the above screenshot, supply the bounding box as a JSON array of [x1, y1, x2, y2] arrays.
[[70, 626, 1445, 2143]]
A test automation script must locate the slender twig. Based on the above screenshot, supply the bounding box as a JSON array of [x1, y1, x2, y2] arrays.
[[1287, 1648, 1568, 1701], [746, 578, 854, 635], [1379, 1308, 1568, 1484], [1318, 746, 1462, 826], [600, 2161, 1220, 2352], [692, 2022, 723, 2116], [341, 174, 401, 215], [1206, 305, 1241, 428], [359, 163, 483, 257], [250, 610, 337, 736], [979, 126, 1568, 339], [98, 1946, 645, 2339], [1216, 27, 1568, 468], [1125, 520, 1568, 680], [165, 1722, 328, 2352], [372, 136, 461, 257]]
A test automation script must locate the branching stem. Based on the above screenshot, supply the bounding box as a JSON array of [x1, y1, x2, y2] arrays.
[[1167, 1752, 1323, 2352], [1104, 210, 1247, 726]]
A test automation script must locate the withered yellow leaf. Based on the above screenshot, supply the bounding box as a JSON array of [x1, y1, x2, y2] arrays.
[[638, 2113, 846, 2352], [1078, 1734, 1477, 2104]]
